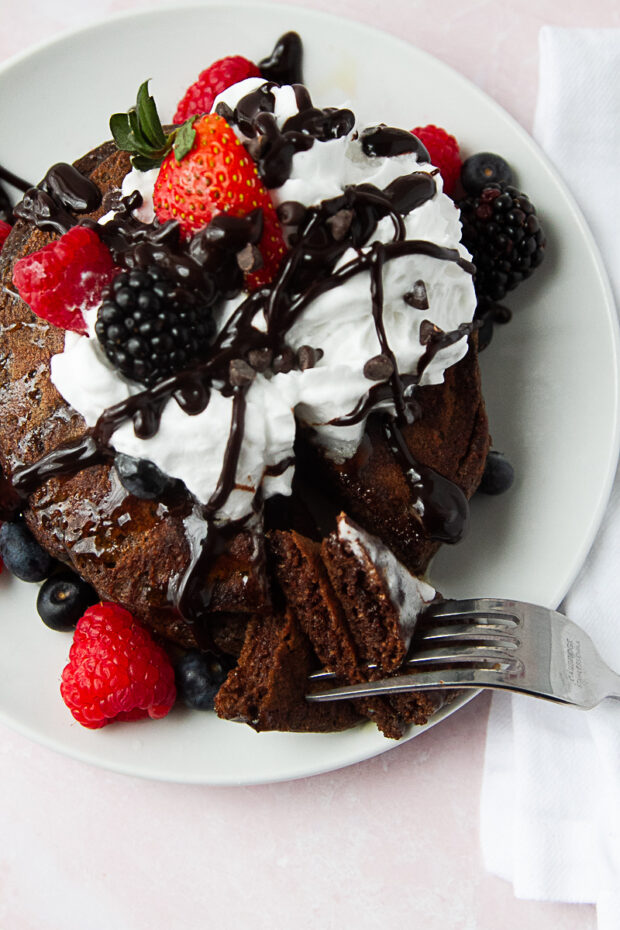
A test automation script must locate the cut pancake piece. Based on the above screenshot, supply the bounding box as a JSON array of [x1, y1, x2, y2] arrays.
[[321, 513, 435, 673], [214, 608, 361, 733], [268, 517, 441, 739], [269, 529, 359, 680]]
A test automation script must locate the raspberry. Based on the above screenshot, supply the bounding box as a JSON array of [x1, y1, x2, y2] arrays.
[[173, 55, 261, 124], [60, 603, 176, 729], [411, 124, 461, 197], [0, 220, 11, 251], [13, 226, 118, 334]]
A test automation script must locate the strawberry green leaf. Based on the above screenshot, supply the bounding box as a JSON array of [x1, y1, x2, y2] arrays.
[[110, 80, 176, 169], [173, 117, 198, 163], [127, 107, 143, 145], [131, 153, 165, 172], [109, 113, 134, 151], [136, 80, 167, 148]]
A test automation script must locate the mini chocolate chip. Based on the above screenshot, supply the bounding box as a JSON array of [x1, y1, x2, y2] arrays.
[[272, 347, 295, 374], [229, 358, 256, 387], [363, 354, 394, 380], [248, 347, 273, 372], [297, 345, 319, 370], [419, 320, 443, 345], [276, 201, 308, 225], [101, 189, 123, 214], [277, 201, 308, 248], [244, 136, 267, 161], [215, 102, 235, 123], [237, 243, 263, 273], [327, 208, 354, 241], [404, 280, 429, 310]]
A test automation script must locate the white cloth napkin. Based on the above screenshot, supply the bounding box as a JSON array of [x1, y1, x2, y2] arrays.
[[481, 27, 620, 929]]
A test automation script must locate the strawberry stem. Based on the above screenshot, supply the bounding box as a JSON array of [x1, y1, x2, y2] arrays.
[[110, 81, 196, 170]]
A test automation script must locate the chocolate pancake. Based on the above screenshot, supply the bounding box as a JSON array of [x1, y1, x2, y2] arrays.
[[0, 139, 488, 666]]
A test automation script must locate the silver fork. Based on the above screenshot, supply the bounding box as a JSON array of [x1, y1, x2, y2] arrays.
[[306, 598, 620, 708]]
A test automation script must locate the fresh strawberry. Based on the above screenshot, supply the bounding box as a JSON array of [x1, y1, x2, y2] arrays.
[[174, 55, 261, 125], [411, 124, 462, 197], [0, 220, 11, 251], [154, 113, 286, 287], [60, 603, 176, 729], [13, 226, 118, 334]]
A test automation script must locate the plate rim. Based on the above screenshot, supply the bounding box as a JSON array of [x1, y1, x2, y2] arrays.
[[0, 1, 618, 785]]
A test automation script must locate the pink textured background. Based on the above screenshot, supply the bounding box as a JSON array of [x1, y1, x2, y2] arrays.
[[2, 2, 617, 928]]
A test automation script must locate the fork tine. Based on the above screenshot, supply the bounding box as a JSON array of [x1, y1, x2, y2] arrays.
[[417, 623, 521, 645], [308, 642, 519, 682], [405, 644, 522, 668], [423, 598, 521, 625], [307, 618, 520, 683]]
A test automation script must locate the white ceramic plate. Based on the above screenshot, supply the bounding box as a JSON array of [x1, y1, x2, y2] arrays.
[[0, 3, 618, 785]]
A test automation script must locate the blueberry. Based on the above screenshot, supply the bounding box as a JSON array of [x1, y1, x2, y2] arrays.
[[0, 520, 55, 581], [36, 572, 98, 631], [114, 453, 172, 499], [175, 651, 228, 711], [478, 451, 515, 495], [461, 153, 514, 195]]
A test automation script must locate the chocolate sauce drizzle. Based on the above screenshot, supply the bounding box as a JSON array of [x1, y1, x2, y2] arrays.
[[5, 51, 476, 626], [14, 163, 102, 234], [0, 184, 12, 224], [258, 31, 304, 85], [0, 164, 34, 223], [217, 81, 354, 190], [0, 164, 32, 194]]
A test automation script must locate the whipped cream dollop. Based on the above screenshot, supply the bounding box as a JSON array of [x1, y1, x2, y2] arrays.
[[50, 78, 476, 522]]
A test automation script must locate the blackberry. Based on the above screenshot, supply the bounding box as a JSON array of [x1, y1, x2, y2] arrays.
[[459, 182, 546, 302], [95, 266, 216, 387]]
